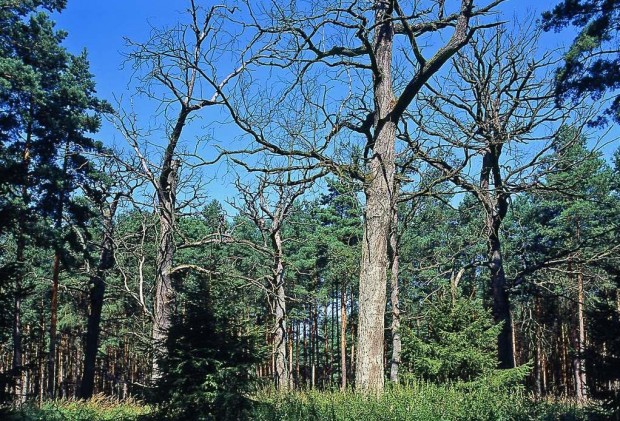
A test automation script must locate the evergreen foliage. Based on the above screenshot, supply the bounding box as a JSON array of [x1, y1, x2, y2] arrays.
[[401, 287, 502, 383], [153, 275, 263, 421], [542, 0, 620, 124]]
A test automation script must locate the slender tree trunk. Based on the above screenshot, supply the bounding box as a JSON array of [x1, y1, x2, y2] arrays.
[[295, 320, 302, 389], [288, 326, 293, 388], [37, 300, 45, 405], [13, 136, 31, 404], [13, 279, 24, 402], [575, 265, 588, 400], [80, 198, 119, 399], [272, 229, 290, 391], [47, 252, 61, 398], [534, 297, 543, 396], [350, 289, 356, 386], [389, 199, 401, 383], [13, 231, 26, 404], [312, 304, 317, 389], [356, 1, 396, 394], [324, 302, 329, 387], [340, 285, 347, 390], [48, 144, 71, 398]]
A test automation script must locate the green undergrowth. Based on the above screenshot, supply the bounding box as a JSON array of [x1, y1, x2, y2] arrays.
[[253, 382, 610, 421], [1, 394, 152, 421], [1, 384, 612, 420]]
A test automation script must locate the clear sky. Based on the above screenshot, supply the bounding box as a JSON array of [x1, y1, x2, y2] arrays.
[[51, 0, 618, 208], [53, 0, 571, 103]]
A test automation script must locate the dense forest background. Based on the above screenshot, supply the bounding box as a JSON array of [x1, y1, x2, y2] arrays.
[[1, 0, 620, 419]]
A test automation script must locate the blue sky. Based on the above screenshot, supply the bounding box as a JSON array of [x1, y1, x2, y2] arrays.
[[51, 0, 618, 208], [53, 0, 570, 99]]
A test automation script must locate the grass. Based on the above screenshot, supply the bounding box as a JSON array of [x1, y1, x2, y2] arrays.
[[252, 382, 611, 421], [1, 394, 152, 421], [1, 384, 612, 420]]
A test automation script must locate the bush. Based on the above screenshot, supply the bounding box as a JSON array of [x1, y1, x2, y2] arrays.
[[151, 277, 263, 420], [401, 286, 506, 383]]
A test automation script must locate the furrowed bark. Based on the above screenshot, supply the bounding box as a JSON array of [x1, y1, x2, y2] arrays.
[[273, 229, 291, 390], [389, 200, 401, 383], [356, 1, 396, 393]]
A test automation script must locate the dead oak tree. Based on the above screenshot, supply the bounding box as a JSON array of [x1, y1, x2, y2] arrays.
[[220, 0, 503, 393], [116, 1, 255, 380], [408, 22, 588, 369], [230, 173, 307, 391]]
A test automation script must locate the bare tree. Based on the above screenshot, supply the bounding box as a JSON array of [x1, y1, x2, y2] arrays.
[[230, 173, 307, 391], [219, 0, 503, 393], [115, 1, 253, 380], [408, 22, 587, 369]]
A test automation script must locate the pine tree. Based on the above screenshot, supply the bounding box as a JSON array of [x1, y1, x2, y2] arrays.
[[0, 0, 108, 400]]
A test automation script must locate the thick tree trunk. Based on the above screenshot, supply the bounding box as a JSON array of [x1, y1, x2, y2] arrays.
[[489, 234, 514, 369], [480, 146, 514, 369], [80, 270, 105, 398], [80, 200, 118, 399], [355, 1, 396, 394], [389, 202, 401, 383], [150, 105, 190, 381], [151, 158, 180, 381]]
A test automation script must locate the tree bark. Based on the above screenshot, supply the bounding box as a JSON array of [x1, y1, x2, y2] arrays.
[[80, 197, 119, 399], [12, 140, 31, 404], [489, 234, 514, 368], [356, 1, 396, 394], [354, 0, 479, 393], [151, 157, 180, 381], [480, 146, 514, 369], [340, 285, 347, 390], [12, 262, 24, 403], [272, 229, 291, 390], [47, 143, 71, 399], [13, 228, 26, 403], [389, 198, 401, 383], [47, 252, 61, 398], [575, 263, 588, 400]]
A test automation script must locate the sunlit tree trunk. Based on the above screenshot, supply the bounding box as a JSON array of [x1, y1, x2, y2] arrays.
[[273, 228, 291, 390], [389, 199, 401, 383], [356, 1, 396, 394], [574, 223, 588, 400], [341, 285, 348, 390], [151, 155, 180, 381]]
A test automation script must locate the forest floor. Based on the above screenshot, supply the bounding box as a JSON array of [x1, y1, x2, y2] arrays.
[[0, 384, 614, 420]]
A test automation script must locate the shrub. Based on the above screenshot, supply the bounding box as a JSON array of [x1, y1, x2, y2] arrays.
[[151, 277, 263, 420], [401, 286, 509, 383]]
